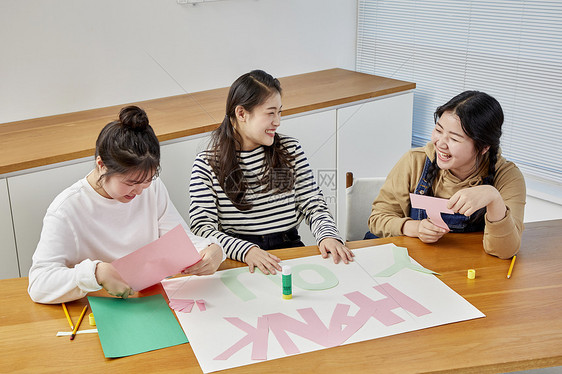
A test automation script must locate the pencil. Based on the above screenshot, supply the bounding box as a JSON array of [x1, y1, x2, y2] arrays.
[[62, 303, 74, 330], [70, 305, 88, 341], [507, 255, 517, 279]]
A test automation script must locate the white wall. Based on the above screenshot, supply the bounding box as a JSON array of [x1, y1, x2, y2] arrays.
[[0, 0, 357, 123], [524, 176, 562, 223], [524, 196, 562, 223]]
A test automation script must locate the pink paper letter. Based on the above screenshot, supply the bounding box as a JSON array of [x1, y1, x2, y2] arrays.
[[196, 299, 206, 311], [409, 193, 454, 230], [214, 317, 269, 361], [266, 304, 372, 353], [345, 283, 431, 326]]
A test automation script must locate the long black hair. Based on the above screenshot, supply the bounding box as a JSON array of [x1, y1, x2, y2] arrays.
[[208, 70, 295, 211], [424, 90, 504, 194], [95, 105, 160, 185], [425, 91, 503, 224]]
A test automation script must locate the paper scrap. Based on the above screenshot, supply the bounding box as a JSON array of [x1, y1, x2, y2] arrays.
[[410, 193, 454, 230], [196, 299, 207, 311], [375, 246, 440, 277], [112, 225, 201, 291], [56, 329, 98, 337], [169, 299, 195, 313], [169, 298, 207, 313], [88, 294, 188, 358]]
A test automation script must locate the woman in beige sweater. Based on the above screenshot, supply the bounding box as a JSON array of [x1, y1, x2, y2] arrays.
[[369, 91, 525, 259]]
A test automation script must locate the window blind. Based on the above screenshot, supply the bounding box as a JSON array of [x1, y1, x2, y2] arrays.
[[357, 0, 562, 184]]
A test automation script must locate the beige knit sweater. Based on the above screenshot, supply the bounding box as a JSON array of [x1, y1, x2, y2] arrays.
[[369, 142, 526, 259]]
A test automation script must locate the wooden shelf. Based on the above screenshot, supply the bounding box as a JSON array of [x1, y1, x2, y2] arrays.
[[0, 69, 415, 175]]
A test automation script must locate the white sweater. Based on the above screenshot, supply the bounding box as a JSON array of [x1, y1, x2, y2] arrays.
[[28, 176, 222, 304]]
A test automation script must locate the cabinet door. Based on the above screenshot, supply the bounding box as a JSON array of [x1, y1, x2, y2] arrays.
[[281, 110, 337, 246], [159, 135, 211, 224], [0, 179, 19, 279], [336, 92, 414, 239], [9, 161, 93, 277]]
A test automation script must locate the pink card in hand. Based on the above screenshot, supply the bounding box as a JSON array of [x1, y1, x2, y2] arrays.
[[409, 193, 454, 230], [112, 224, 201, 291]]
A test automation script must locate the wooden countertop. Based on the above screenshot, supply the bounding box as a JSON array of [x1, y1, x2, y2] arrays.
[[1, 220, 561, 373], [0, 68, 415, 175]]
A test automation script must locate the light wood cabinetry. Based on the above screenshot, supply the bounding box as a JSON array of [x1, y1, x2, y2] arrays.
[[0, 70, 415, 278]]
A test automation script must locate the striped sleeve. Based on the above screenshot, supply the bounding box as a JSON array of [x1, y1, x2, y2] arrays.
[[188, 153, 256, 262], [287, 138, 343, 245]]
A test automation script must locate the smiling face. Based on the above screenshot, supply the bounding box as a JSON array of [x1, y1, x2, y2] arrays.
[[89, 156, 154, 203], [100, 172, 153, 203], [431, 110, 480, 181], [235, 92, 282, 151]]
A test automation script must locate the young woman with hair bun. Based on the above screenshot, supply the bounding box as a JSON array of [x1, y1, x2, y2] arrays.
[[368, 91, 526, 259], [28, 106, 224, 304]]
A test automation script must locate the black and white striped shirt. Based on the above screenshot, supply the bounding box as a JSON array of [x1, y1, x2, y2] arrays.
[[189, 135, 341, 262]]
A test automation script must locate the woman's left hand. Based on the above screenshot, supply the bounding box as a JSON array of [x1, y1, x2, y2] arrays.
[[318, 238, 354, 264], [182, 244, 224, 276], [448, 185, 506, 222]]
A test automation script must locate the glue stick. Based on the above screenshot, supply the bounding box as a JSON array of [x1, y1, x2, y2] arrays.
[[282, 265, 292, 300]]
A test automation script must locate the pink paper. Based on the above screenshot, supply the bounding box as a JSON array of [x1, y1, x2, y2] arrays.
[[214, 317, 269, 360], [112, 225, 201, 291], [169, 299, 195, 313], [196, 299, 207, 311], [266, 305, 370, 354], [214, 284, 432, 362], [374, 283, 431, 317], [344, 283, 431, 327], [409, 193, 454, 230], [267, 310, 326, 354]]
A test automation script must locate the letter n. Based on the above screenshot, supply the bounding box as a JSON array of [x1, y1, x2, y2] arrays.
[[344, 282, 431, 326]]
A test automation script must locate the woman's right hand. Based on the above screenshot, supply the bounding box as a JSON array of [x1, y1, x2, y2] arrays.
[[404, 219, 448, 243], [244, 246, 282, 275], [95, 262, 135, 298], [417, 219, 448, 243]]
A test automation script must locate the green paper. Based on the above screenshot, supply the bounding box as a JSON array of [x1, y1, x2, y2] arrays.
[[375, 246, 440, 277], [88, 294, 188, 358], [220, 264, 341, 302], [220, 268, 258, 302], [291, 263, 339, 290]]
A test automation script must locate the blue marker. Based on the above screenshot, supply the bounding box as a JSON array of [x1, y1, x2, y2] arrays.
[[282, 265, 292, 300]]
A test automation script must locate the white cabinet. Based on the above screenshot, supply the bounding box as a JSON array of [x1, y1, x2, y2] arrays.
[[8, 161, 93, 278], [336, 92, 414, 239], [281, 110, 337, 245], [159, 134, 211, 224], [1, 92, 414, 278], [0, 179, 19, 279]]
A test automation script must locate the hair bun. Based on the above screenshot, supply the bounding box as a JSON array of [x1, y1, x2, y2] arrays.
[[119, 106, 149, 130]]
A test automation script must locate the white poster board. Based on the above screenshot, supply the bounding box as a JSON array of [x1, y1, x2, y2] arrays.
[[162, 244, 484, 373]]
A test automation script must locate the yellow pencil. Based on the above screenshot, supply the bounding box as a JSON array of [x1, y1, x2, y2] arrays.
[[61, 303, 74, 330], [70, 305, 88, 341], [507, 255, 517, 279]]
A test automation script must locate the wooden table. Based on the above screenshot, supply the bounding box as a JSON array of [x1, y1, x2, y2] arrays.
[[1, 220, 561, 373]]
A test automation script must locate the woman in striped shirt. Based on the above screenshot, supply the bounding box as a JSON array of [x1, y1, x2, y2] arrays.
[[189, 70, 353, 275]]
